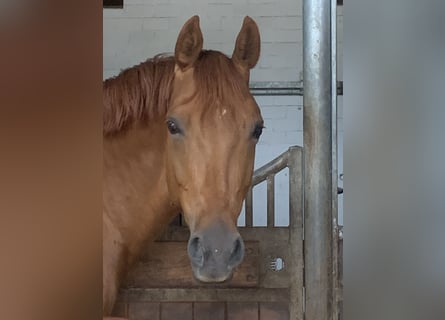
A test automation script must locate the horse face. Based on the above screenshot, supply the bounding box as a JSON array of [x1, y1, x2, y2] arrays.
[[165, 16, 262, 283]]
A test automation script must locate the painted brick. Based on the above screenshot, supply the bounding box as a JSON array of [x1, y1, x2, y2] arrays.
[[267, 117, 300, 134], [152, 4, 183, 17], [247, 3, 301, 17], [247, 0, 278, 3], [257, 129, 284, 145], [103, 18, 143, 35], [205, 29, 238, 44], [286, 106, 303, 131], [261, 28, 302, 43], [260, 106, 287, 120], [285, 130, 303, 146], [204, 4, 245, 17], [119, 5, 154, 18], [142, 17, 170, 30], [125, 0, 152, 4], [103, 8, 126, 19], [251, 67, 298, 82], [259, 52, 301, 69], [256, 16, 301, 30], [275, 95, 301, 106], [254, 95, 275, 106], [262, 42, 301, 56]]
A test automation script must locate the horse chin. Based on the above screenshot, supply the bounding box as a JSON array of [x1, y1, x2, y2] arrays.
[[192, 267, 234, 284]]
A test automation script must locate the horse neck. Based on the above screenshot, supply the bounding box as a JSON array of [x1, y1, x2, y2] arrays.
[[103, 121, 178, 254]]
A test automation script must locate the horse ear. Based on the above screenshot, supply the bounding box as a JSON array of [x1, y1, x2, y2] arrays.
[[232, 16, 260, 73], [175, 15, 203, 70]]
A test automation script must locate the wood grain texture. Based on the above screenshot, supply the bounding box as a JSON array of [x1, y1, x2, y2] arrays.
[[260, 302, 289, 320], [157, 226, 289, 242], [118, 288, 289, 303], [122, 242, 259, 288], [193, 302, 225, 320], [111, 301, 127, 318], [161, 303, 192, 320], [128, 302, 159, 320], [227, 302, 259, 320]]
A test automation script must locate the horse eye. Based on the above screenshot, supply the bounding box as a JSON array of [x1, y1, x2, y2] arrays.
[[253, 124, 263, 139], [166, 119, 181, 135]]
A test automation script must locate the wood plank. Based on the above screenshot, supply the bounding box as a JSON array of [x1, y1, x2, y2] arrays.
[[260, 302, 289, 320], [157, 226, 289, 242], [122, 242, 259, 288], [161, 303, 192, 320], [117, 288, 290, 303], [128, 302, 159, 320], [227, 302, 258, 320], [259, 240, 291, 289], [193, 302, 225, 320]]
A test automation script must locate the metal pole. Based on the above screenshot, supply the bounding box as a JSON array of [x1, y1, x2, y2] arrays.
[[330, 1, 340, 320], [303, 0, 333, 320]]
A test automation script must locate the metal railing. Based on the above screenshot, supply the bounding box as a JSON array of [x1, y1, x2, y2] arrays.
[[245, 146, 342, 228], [244, 146, 302, 228], [244, 146, 305, 320]]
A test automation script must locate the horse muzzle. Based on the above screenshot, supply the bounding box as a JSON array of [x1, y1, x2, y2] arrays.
[[187, 221, 244, 283]]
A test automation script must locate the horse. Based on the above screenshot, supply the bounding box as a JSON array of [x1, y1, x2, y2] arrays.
[[103, 15, 263, 317]]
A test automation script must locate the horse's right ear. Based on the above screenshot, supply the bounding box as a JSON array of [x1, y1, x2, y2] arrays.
[[232, 16, 260, 75], [175, 16, 203, 70]]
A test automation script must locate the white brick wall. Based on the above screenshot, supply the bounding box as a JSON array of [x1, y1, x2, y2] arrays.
[[103, 1, 343, 225], [103, 0, 305, 81]]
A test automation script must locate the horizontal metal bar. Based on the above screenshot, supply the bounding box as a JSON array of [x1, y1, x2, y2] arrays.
[[249, 81, 343, 96], [251, 87, 304, 96]]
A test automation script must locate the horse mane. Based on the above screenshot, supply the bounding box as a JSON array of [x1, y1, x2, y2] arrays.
[[103, 50, 249, 136]]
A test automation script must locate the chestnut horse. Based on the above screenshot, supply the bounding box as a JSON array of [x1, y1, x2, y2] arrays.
[[103, 16, 263, 317]]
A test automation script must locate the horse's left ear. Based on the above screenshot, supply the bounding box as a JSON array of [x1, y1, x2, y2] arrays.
[[232, 16, 261, 76], [175, 15, 203, 70]]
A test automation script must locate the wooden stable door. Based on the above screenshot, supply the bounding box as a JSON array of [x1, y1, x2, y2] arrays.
[[113, 301, 289, 320]]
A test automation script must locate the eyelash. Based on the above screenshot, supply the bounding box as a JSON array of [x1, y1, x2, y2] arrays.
[[253, 124, 264, 139]]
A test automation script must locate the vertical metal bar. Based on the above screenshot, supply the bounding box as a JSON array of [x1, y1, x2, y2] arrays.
[[303, 0, 333, 320], [266, 175, 275, 227], [245, 188, 253, 227], [331, 0, 340, 319], [288, 146, 304, 320]]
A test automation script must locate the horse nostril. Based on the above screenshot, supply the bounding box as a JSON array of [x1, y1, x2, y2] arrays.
[[187, 236, 204, 267], [229, 237, 244, 268]]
